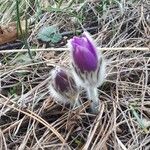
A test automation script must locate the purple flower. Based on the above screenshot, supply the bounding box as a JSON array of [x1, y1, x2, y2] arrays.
[[70, 32, 98, 73], [68, 31, 106, 87], [54, 68, 76, 93], [49, 67, 79, 105], [68, 32, 106, 112]]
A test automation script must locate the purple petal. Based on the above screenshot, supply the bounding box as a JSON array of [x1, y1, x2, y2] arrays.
[[82, 32, 97, 57], [55, 70, 69, 92], [54, 69, 75, 93], [73, 45, 98, 72], [69, 32, 99, 73], [71, 33, 97, 59], [72, 37, 83, 46]]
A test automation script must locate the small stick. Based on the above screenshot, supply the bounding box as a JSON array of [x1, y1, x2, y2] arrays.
[[0, 47, 149, 53]]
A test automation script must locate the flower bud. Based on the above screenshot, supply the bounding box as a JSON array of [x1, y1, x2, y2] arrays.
[[68, 31, 106, 113], [71, 36, 98, 72], [68, 31, 106, 88], [49, 67, 79, 105]]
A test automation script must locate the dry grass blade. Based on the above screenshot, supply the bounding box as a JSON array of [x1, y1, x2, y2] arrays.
[[0, 47, 149, 53], [116, 136, 128, 150], [83, 102, 105, 149], [0, 0, 150, 149], [0, 129, 8, 150], [0, 94, 65, 143]]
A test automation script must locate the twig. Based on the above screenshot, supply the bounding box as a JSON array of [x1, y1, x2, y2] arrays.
[[0, 47, 149, 53], [0, 94, 65, 143], [0, 41, 23, 50]]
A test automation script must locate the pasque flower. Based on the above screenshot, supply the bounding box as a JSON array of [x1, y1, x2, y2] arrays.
[[68, 31, 106, 112], [49, 67, 79, 106]]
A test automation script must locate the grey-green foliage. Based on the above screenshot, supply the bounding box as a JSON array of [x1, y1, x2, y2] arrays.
[[37, 26, 62, 43]]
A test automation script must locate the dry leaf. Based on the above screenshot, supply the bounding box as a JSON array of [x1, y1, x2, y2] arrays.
[[0, 21, 26, 45], [0, 23, 17, 45]]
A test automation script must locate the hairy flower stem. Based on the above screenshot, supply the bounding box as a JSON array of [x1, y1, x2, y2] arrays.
[[87, 87, 99, 113], [72, 97, 81, 109]]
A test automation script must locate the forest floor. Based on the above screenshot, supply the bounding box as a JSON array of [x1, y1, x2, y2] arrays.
[[0, 0, 150, 149]]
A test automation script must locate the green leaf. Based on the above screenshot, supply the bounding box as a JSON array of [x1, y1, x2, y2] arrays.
[[37, 26, 62, 43], [37, 26, 56, 42], [130, 105, 148, 133], [51, 33, 62, 43]]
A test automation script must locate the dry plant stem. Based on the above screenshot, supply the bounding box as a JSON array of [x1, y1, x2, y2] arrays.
[[0, 0, 150, 149], [87, 87, 99, 112], [73, 95, 81, 109], [0, 47, 149, 53], [0, 94, 65, 143], [83, 103, 104, 150]]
